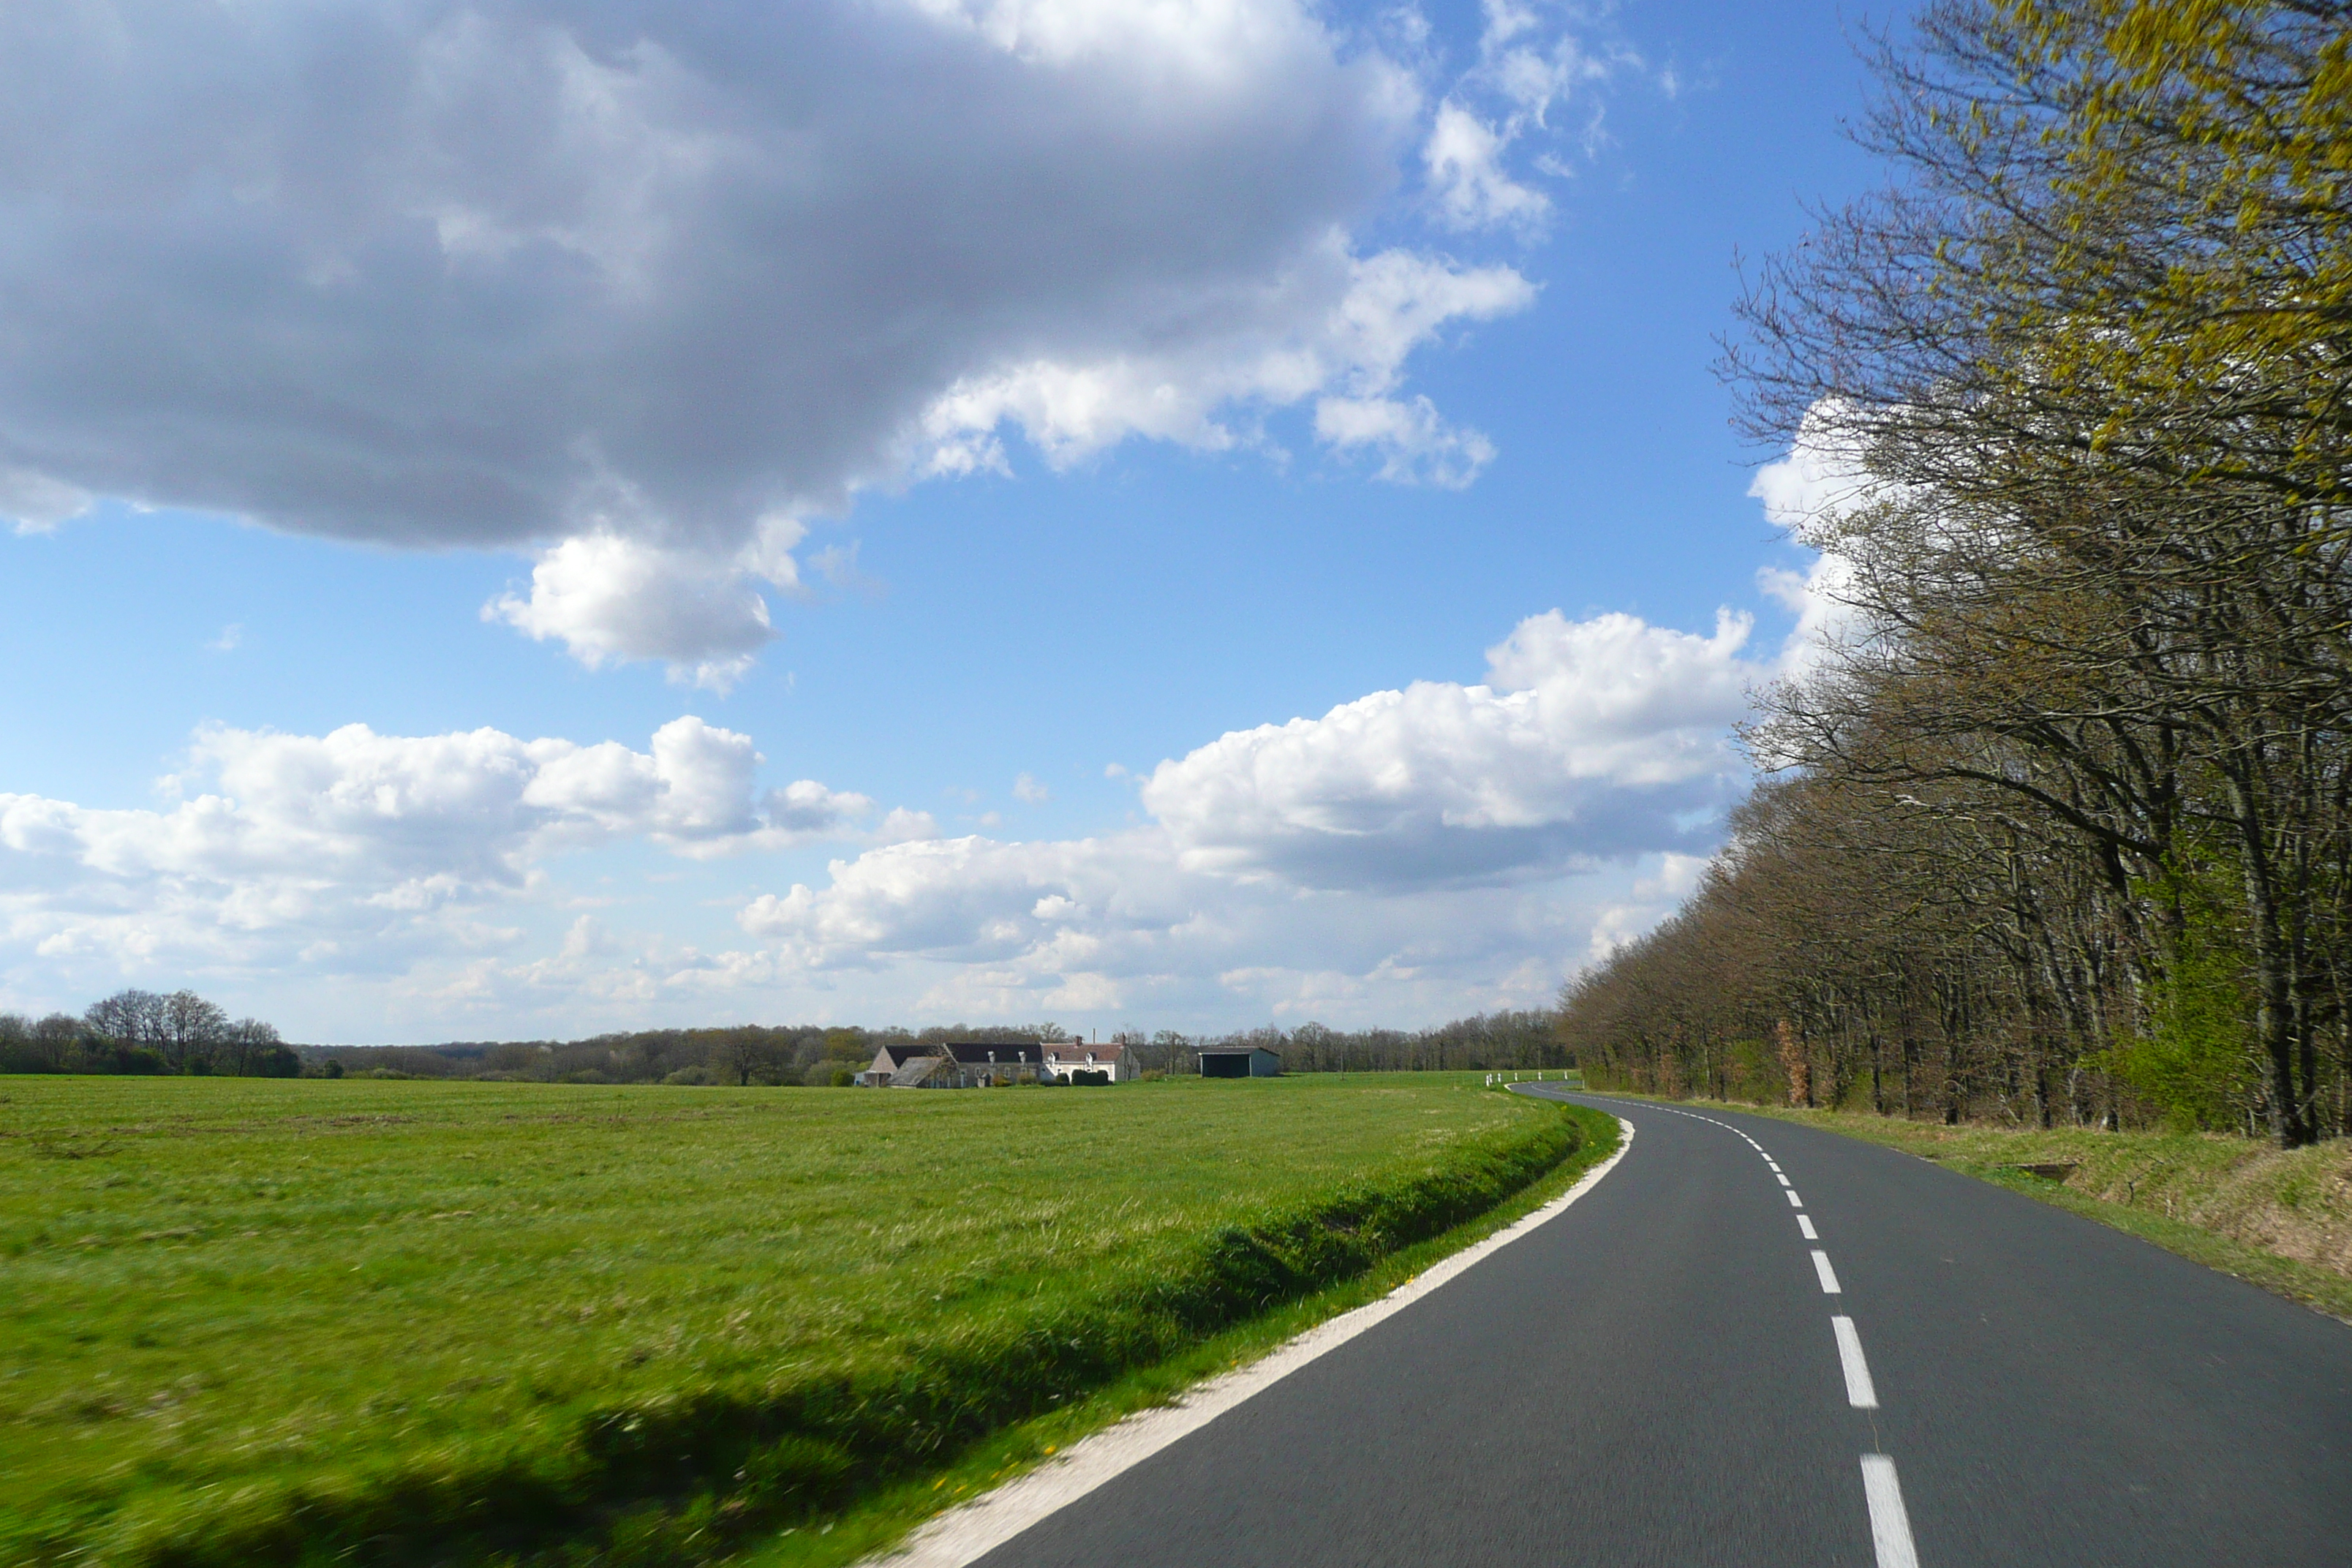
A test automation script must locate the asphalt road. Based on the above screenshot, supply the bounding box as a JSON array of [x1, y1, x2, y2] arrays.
[[968, 1091, 2352, 1567]]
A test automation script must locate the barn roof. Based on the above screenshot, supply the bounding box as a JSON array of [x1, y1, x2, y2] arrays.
[[940, 1041, 1048, 1064]]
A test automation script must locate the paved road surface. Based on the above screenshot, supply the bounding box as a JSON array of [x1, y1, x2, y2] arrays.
[[968, 1091, 2352, 1567]]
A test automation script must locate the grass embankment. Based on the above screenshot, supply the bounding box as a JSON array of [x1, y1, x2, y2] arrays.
[[1604, 1091, 2352, 1322], [0, 1074, 1609, 1566]]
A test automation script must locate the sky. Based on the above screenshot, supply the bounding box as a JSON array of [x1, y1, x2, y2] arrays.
[[0, 0, 1891, 1043]]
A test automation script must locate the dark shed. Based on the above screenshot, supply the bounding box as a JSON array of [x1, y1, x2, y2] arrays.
[[1196, 1044, 1282, 1078]]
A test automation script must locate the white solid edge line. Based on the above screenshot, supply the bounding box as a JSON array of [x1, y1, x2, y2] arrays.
[[1797, 1214, 1819, 1240], [864, 1113, 1640, 1568], [1832, 1316, 1878, 1409], [1786, 1189, 1805, 1207], [1812, 1249, 1843, 1294], [1861, 1454, 1921, 1568]]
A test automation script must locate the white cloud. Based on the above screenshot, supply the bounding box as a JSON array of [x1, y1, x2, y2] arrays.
[[878, 807, 944, 843], [1584, 849, 1709, 962], [0, 0, 1574, 673], [1749, 404, 1885, 674], [1313, 393, 1497, 487], [918, 241, 1533, 485], [1140, 607, 1758, 888], [0, 716, 872, 976], [726, 606, 1767, 1017], [1424, 102, 1548, 231], [0, 600, 1789, 1030], [1416, 0, 1626, 234], [485, 519, 804, 689], [1013, 772, 1051, 804], [1747, 409, 1878, 543]]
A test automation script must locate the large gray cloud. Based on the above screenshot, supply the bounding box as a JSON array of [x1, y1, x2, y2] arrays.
[[0, 2, 1558, 683], [1, 1, 1409, 539]]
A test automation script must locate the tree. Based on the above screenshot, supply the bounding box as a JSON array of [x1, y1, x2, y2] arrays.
[[162, 990, 230, 1071], [1719, 0, 2352, 1146]]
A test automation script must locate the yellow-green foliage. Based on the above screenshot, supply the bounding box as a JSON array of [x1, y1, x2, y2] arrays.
[[0, 1074, 1582, 1565]]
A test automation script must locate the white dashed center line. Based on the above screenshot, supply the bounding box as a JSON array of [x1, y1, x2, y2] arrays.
[[1831, 1316, 1878, 1409], [1588, 1096, 1927, 1568], [1861, 1455, 1921, 1568]]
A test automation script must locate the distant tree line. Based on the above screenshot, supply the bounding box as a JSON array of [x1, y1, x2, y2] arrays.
[[0, 988, 297, 1077], [290, 1010, 1572, 1085], [305, 1023, 1071, 1088], [1565, 0, 2352, 1146], [0, 988, 1572, 1085], [1184, 1013, 1572, 1074]]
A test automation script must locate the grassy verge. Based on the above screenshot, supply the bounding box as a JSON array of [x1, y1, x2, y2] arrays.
[[1592, 1090, 2352, 1323], [0, 1075, 1608, 1566]]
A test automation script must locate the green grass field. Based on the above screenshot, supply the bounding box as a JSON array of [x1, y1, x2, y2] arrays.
[[0, 1074, 1602, 1566]]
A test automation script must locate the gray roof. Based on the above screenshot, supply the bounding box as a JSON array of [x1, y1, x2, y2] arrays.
[[888, 1055, 954, 1087], [941, 1041, 1047, 1064]]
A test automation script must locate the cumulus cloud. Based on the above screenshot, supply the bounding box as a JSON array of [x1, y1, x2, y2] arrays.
[[730, 605, 1766, 1016], [0, 600, 1776, 1027], [0, 717, 870, 974], [1748, 409, 1880, 542], [0, 0, 1583, 672], [486, 519, 804, 689], [1584, 850, 1709, 962], [1749, 404, 1888, 674], [1140, 607, 1757, 888]]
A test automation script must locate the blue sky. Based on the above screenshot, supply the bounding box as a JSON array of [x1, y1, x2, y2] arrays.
[[0, 0, 1889, 1041]]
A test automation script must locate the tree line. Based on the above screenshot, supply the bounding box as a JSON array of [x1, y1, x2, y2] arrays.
[[0, 997, 1570, 1086], [1563, 0, 2352, 1147], [299, 1010, 1572, 1085], [0, 989, 296, 1077]]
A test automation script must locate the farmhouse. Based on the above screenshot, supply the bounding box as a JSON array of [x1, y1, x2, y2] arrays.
[[867, 1040, 1137, 1088], [879, 1041, 1052, 1088], [1196, 1044, 1282, 1078], [1041, 1041, 1134, 1082]]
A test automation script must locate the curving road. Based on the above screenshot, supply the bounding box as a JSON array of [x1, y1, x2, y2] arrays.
[[957, 1091, 2352, 1567]]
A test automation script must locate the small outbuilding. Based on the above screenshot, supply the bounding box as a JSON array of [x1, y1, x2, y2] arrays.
[[1196, 1044, 1281, 1078]]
